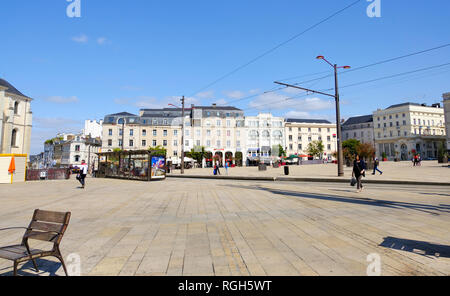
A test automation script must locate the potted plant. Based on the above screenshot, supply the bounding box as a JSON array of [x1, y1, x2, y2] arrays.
[[382, 152, 387, 161], [437, 141, 448, 164]]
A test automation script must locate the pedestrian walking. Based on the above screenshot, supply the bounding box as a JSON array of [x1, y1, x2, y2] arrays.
[[76, 160, 88, 189], [372, 157, 383, 175], [216, 161, 221, 175], [352, 155, 365, 193]]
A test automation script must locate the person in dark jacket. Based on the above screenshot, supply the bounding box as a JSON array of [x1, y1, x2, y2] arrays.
[[372, 157, 383, 175], [352, 155, 365, 192]]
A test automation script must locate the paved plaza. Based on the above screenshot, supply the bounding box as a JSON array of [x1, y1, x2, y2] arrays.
[[0, 177, 449, 276], [171, 160, 450, 183]]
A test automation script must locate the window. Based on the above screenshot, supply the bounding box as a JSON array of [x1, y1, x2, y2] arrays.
[[174, 151, 178, 156], [217, 140, 221, 147], [129, 129, 133, 136], [207, 140, 211, 147], [318, 128, 322, 132], [398, 130, 401, 136], [227, 140, 231, 148], [75, 155, 80, 162], [75, 145, 80, 152], [174, 140, 178, 146], [196, 130, 200, 137], [327, 136, 331, 141], [289, 144, 293, 150], [378, 124, 381, 128], [227, 130, 231, 137], [327, 128, 330, 132], [390, 122, 393, 127], [164, 119, 168, 125], [217, 130, 221, 137], [129, 140, 134, 147], [142, 140, 146, 147], [308, 136, 312, 142], [119, 129, 123, 136], [289, 135, 293, 141], [14, 101, 19, 115], [153, 130, 157, 136], [163, 130, 168, 136], [163, 140, 167, 146], [174, 130, 178, 136], [118, 139, 123, 147], [152, 140, 157, 146], [207, 130, 211, 137], [217, 120, 221, 126], [185, 140, 189, 147], [108, 139, 112, 146], [308, 128, 311, 132], [11, 129, 17, 147], [327, 144, 331, 150], [186, 130, 190, 136], [196, 140, 200, 146], [236, 131, 240, 137], [396, 122, 399, 127], [289, 127, 292, 132], [298, 144, 302, 150], [403, 120, 406, 126], [142, 129, 147, 136], [298, 136, 302, 141], [227, 120, 231, 127], [108, 129, 112, 136]]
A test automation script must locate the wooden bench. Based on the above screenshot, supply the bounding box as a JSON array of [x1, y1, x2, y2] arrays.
[[0, 209, 71, 276]]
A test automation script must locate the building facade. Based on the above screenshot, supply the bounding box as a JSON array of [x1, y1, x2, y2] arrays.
[[101, 105, 246, 166], [373, 102, 446, 160], [53, 134, 101, 169], [244, 113, 284, 164], [342, 115, 375, 145], [285, 119, 337, 161], [83, 119, 103, 139], [0, 79, 32, 156], [443, 93, 450, 152]]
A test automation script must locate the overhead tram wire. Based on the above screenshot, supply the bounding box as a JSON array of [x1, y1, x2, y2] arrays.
[[287, 43, 450, 86], [188, 0, 363, 97], [222, 43, 450, 107], [247, 61, 450, 111]]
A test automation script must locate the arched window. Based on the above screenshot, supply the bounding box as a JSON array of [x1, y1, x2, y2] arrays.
[[14, 101, 19, 115], [11, 129, 18, 147]]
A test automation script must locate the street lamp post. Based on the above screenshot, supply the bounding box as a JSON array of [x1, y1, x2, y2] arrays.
[[274, 55, 350, 177], [317, 56, 350, 177]]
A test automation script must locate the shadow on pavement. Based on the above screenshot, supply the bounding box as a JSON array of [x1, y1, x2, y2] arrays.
[[0, 258, 62, 276], [379, 236, 450, 258], [224, 184, 450, 215]]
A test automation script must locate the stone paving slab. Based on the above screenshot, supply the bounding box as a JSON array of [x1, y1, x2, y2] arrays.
[[0, 177, 449, 276]]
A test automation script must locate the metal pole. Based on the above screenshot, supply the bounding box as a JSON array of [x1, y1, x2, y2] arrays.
[[334, 64, 344, 177], [181, 96, 185, 174], [121, 119, 125, 151]]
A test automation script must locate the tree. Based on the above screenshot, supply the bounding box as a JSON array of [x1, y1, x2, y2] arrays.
[[186, 146, 206, 164], [148, 145, 167, 156], [272, 144, 286, 157], [342, 139, 361, 157], [307, 140, 325, 159], [356, 143, 375, 161]]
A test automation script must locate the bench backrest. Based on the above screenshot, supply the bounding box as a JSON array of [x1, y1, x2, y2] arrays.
[[23, 209, 71, 245]]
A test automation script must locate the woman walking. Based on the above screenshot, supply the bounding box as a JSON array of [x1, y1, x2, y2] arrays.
[[352, 155, 365, 193]]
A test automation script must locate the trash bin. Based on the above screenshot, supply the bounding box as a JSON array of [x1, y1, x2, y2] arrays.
[[258, 164, 267, 171], [284, 166, 289, 175]]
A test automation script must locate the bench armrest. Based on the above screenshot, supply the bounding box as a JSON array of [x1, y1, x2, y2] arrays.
[[0, 227, 28, 232]]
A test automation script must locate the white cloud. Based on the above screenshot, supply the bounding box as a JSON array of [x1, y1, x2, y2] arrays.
[[282, 87, 303, 95], [249, 93, 334, 112], [45, 96, 79, 104], [72, 34, 88, 43], [97, 37, 108, 45], [213, 98, 228, 105], [196, 91, 214, 99], [224, 90, 245, 99]]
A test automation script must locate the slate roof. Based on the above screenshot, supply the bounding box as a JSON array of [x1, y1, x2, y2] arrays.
[[286, 118, 332, 124], [342, 115, 373, 126], [0, 78, 31, 99], [106, 112, 137, 117], [386, 102, 422, 109]]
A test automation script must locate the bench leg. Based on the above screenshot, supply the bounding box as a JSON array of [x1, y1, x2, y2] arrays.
[[13, 261, 18, 276], [31, 258, 39, 272]]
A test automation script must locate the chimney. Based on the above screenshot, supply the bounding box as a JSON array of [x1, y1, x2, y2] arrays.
[[212, 103, 217, 108]]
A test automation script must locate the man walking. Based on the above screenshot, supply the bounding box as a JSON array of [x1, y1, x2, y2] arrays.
[[76, 160, 88, 189], [352, 155, 365, 193], [372, 157, 383, 175]]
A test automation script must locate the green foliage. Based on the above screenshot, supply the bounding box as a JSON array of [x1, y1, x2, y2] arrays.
[[272, 144, 286, 157], [186, 146, 206, 163], [148, 145, 167, 156], [307, 140, 325, 159], [44, 136, 63, 145]]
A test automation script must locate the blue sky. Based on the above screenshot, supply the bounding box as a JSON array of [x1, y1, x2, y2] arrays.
[[1, 0, 449, 154]]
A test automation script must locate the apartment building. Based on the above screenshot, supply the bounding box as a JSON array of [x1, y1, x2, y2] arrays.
[[342, 115, 374, 145], [443, 93, 450, 152], [244, 113, 284, 164], [0, 78, 33, 156], [285, 119, 337, 161], [373, 102, 446, 160]]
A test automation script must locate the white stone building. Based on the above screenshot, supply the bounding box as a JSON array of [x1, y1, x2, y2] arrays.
[[342, 115, 375, 145], [53, 134, 101, 170], [373, 102, 446, 160], [443, 93, 450, 152], [285, 119, 337, 161], [83, 119, 103, 139], [0, 79, 32, 156], [244, 113, 284, 165]]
